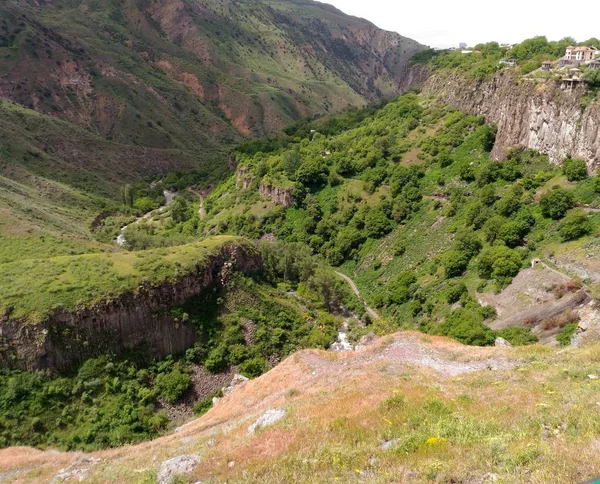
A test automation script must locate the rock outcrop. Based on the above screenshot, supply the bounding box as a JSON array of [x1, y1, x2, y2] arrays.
[[0, 242, 262, 372], [259, 180, 293, 207], [157, 454, 201, 484], [423, 72, 600, 171]]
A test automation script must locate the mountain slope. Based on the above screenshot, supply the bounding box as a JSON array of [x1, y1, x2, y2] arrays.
[[3, 333, 600, 483], [0, 0, 424, 251], [1, 0, 425, 143]]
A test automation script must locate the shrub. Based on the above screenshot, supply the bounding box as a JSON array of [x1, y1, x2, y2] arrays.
[[480, 304, 497, 320], [237, 356, 267, 378], [437, 308, 496, 346], [446, 281, 467, 304], [558, 210, 593, 241], [539, 188, 574, 219], [154, 368, 191, 404], [386, 272, 419, 305], [193, 396, 214, 416], [542, 309, 579, 331], [443, 250, 470, 278], [556, 323, 578, 347], [380, 394, 406, 410], [477, 246, 522, 286], [562, 158, 588, 181], [498, 327, 538, 346], [364, 205, 394, 238]]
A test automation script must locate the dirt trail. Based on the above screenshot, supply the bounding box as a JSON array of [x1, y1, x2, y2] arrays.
[[187, 188, 206, 220], [335, 271, 381, 320]]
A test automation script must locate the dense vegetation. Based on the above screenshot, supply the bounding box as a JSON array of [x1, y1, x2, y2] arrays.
[[413, 36, 600, 78], [2, 88, 600, 452], [0, 241, 355, 450], [192, 92, 600, 347]]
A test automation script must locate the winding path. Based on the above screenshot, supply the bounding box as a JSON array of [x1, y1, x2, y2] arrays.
[[335, 271, 381, 320], [186, 188, 206, 220]]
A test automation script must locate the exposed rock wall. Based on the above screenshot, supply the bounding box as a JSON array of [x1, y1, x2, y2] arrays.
[[0, 242, 263, 372], [422, 72, 600, 171], [259, 181, 293, 208]]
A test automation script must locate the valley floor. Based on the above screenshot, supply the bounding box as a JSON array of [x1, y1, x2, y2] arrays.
[[3, 332, 600, 483]]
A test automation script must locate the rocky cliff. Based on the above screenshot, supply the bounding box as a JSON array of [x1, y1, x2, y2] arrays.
[[0, 242, 263, 372], [259, 180, 294, 207], [422, 72, 600, 170]]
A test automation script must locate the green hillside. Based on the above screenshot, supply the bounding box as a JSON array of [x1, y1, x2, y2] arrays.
[[186, 91, 600, 346], [0, 0, 424, 261]]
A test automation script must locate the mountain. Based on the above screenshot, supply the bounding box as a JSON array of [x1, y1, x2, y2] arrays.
[[0, 0, 425, 252], [1, 0, 424, 149]]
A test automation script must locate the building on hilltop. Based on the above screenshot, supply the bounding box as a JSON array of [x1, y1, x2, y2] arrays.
[[561, 46, 598, 66], [541, 61, 553, 71], [459, 42, 467, 49]]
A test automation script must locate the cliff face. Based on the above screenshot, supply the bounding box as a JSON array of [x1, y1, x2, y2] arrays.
[[0, 243, 263, 372], [259, 181, 294, 208], [422, 72, 600, 170]]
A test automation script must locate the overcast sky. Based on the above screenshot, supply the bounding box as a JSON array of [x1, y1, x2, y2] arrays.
[[323, 0, 599, 48]]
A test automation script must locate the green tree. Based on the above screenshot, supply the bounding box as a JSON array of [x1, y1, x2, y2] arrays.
[[121, 184, 134, 207], [558, 210, 593, 241], [562, 158, 588, 181], [539, 188, 575, 219], [364, 205, 393, 238], [295, 158, 329, 186], [154, 369, 191, 403], [477, 245, 522, 286], [584, 68, 600, 87], [308, 267, 346, 312], [171, 196, 190, 223], [282, 146, 302, 176]]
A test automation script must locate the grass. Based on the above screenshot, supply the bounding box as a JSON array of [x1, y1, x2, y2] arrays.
[[194, 343, 600, 483], [18, 338, 600, 483], [0, 236, 242, 322]]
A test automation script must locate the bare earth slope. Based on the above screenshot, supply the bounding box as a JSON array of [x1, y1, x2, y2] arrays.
[[4, 332, 600, 483]]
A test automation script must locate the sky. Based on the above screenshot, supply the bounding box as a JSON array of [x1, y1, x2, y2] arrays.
[[322, 0, 599, 48]]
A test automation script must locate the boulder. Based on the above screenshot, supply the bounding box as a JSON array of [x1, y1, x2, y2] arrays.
[[157, 454, 201, 484], [248, 409, 286, 434], [494, 337, 512, 347], [222, 374, 249, 397]]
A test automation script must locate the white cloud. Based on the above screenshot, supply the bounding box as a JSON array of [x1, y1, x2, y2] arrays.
[[322, 0, 599, 48]]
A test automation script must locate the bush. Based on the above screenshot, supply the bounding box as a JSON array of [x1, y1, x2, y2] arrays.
[[558, 210, 593, 241], [446, 281, 467, 304], [443, 250, 470, 278], [364, 205, 394, 238], [193, 396, 214, 416], [238, 357, 267, 378], [556, 323, 578, 347], [386, 272, 419, 305], [539, 188, 575, 219], [477, 246, 522, 286], [562, 158, 588, 181], [437, 308, 496, 346], [498, 327, 538, 346], [154, 369, 191, 403]]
